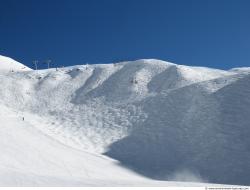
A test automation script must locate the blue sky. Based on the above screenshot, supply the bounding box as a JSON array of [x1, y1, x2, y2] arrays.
[[0, 0, 250, 69]]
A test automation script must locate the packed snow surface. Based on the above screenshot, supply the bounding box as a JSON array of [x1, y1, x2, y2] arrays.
[[0, 55, 250, 186]]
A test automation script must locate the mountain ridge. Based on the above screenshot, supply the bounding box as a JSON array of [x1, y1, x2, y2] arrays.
[[0, 55, 250, 186]]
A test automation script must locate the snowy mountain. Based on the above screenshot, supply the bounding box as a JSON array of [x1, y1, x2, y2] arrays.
[[0, 55, 31, 73], [0, 55, 250, 186]]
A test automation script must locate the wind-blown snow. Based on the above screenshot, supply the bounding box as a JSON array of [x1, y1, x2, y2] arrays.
[[0, 56, 249, 186]]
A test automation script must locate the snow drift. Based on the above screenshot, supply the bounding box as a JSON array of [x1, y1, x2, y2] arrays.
[[0, 56, 250, 186]]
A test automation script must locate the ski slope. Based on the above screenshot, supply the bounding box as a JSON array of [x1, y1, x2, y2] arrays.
[[0, 55, 31, 73], [0, 55, 250, 186], [0, 105, 142, 186]]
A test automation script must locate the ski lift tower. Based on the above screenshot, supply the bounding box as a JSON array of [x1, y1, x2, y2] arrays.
[[45, 59, 52, 69], [32, 60, 38, 70]]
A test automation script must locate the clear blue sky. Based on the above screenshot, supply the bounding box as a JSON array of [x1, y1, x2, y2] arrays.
[[1, 0, 250, 69]]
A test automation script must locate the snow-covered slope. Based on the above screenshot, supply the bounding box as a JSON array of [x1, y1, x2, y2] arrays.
[[0, 55, 249, 186], [0, 55, 31, 73], [0, 105, 144, 186], [230, 67, 250, 73]]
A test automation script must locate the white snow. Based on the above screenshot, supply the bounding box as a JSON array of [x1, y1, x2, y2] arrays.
[[0, 55, 249, 186], [0, 105, 147, 186], [0, 55, 31, 73], [229, 67, 250, 73]]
